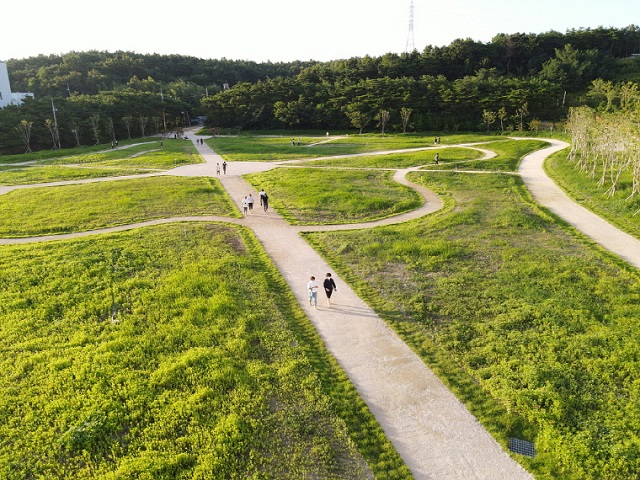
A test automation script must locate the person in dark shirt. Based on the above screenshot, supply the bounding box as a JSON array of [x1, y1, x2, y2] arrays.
[[323, 273, 337, 307]]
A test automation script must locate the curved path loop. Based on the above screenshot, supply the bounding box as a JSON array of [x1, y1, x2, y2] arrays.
[[8, 134, 638, 478]]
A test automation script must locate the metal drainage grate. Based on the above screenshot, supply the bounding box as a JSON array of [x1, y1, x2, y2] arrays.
[[508, 438, 536, 458]]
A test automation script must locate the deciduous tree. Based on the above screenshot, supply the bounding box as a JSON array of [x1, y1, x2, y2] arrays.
[[376, 109, 390, 134], [400, 107, 412, 133], [16, 120, 33, 153], [88, 114, 101, 145]]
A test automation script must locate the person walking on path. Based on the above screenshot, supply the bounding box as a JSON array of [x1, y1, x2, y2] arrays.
[[222, 161, 227, 174], [259, 189, 266, 207], [241, 196, 248, 217], [323, 273, 337, 307], [307, 276, 319, 309], [434, 153, 439, 165], [247, 194, 254, 213], [262, 191, 269, 212], [216, 163, 221, 176]]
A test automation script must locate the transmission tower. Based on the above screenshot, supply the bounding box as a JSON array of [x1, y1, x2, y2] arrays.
[[405, 0, 415, 53]]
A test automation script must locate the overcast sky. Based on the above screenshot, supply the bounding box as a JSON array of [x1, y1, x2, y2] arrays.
[[1, 0, 637, 63]]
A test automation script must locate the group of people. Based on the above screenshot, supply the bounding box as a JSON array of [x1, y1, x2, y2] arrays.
[[216, 161, 227, 176], [196, 138, 205, 145], [241, 189, 269, 216], [307, 273, 337, 309]]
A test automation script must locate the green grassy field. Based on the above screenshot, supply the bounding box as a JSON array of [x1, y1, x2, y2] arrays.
[[0, 140, 200, 185], [206, 133, 502, 162], [303, 147, 483, 169], [432, 139, 549, 171], [0, 138, 165, 164], [244, 168, 422, 224], [0, 176, 238, 237], [0, 224, 408, 479], [0, 165, 155, 184], [4, 131, 639, 479]]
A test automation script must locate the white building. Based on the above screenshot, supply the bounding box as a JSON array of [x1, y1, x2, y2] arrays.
[[0, 62, 34, 108]]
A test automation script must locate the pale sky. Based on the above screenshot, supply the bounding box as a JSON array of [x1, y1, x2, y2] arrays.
[[1, 0, 637, 63]]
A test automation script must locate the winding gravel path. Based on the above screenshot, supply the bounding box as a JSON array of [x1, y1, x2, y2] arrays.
[[7, 135, 636, 478]]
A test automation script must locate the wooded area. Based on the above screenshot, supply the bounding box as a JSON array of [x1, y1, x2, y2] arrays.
[[1, 26, 639, 154]]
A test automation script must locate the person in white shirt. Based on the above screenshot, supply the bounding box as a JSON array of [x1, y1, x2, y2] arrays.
[[307, 276, 319, 309], [242, 196, 248, 217]]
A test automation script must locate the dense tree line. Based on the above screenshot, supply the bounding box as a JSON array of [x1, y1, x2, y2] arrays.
[[202, 71, 566, 132], [1, 26, 639, 154], [201, 25, 640, 132], [6, 26, 640, 96], [6, 52, 315, 99]]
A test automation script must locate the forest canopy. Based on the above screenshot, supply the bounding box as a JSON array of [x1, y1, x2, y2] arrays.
[[1, 25, 639, 154]]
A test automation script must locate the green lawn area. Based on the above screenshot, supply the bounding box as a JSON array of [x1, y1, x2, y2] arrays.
[[0, 224, 407, 479], [5, 131, 639, 479], [431, 139, 549, 172], [49, 139, 200, 168], [305, 147, 483, 168], [0, 165, 156, 184], [206, 133, 501, 162], [0, 139, 200, 185], [0, 176, 238, 237], [0, 138, 160, 164], [244, 167, 422, 225]]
